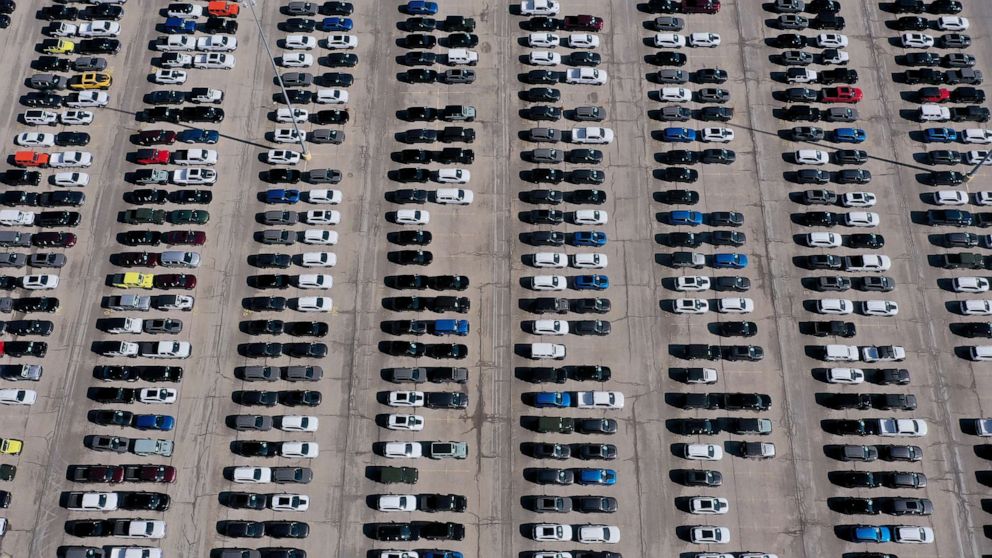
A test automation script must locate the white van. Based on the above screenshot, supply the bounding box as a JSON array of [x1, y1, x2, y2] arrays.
[[528, 343, 566, 360], [823, 344, 859, 362], [969, 346, 992, 361]]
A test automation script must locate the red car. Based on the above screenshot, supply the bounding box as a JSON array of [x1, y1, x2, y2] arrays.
[[68, 464, 126, 483], [32, 232, 77, 247], [134, 149, 171, 165], [162, 230, 206, 246], [821, 86, 863, 103], [682, 0, 720, 13], [136, 130, 177, 146], [562, 15, 603, 31], [130, 465, 176, 483], [154, 273, 196, 289], [919, 87, 950, 102]]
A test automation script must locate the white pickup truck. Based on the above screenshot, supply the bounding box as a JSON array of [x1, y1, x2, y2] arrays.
[[575, 391, 625, 409], [520, 0, 559, 15], [139, 341, 191, 359]]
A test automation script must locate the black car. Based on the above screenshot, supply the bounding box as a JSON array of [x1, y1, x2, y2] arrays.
[[522, 87, 561, 102], [204, 16, 238, 33], [648, 51, 687, 66], [526, 16, 559, 31], [570, 52, 601, 67], [570, 298, 610, 314], [446, 32, 478, 47], [418, 493, 467, 512], [718, 321, 757, 337], [699, 106, 733, 122], [6, 320, 53, 336], [522, 105, 561, 121], [701, 149, 735, 164], [390, 189, 429, 204], [783, 105, 819, 121], [283, 18, 316, 31], [674, 469, 722, 487], [34, 56, 72, 72], [428, 275, 469, 290], [119, 491, 170, 511], [656, 189, 699, 205], [285, 321, 329, 337], [387, 230, 432, 246], [373, 523, 417, 542], [661, 167, 698, 183], [774, 33, 806, 48], [819, 68, 859, 85], [846, 233, 884, 249], [1, 171, 40, 186], [695, 68, 728, 84], [40, 5, 79, 20], [321, 72, 354, 87], [567, 189, 606, 204], [275, 89, 312, 105], [22, 92, 62, 108]]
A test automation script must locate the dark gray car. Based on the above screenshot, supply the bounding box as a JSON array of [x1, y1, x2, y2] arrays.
[[283, 365, 323, 382], [262, 211, 298, 225], [527, 127, 561, 143], [304, 168, 341, 183], [824, 107, 859, 122], [261, 230, 295, 245], [651, 16, 684, 31], [0, 253, 27, 268], [272, 467, 313, 484], [73, 57, 107, 71], [309, 129, 344, 144], [230, 415, 274, 431], [531, 148, 564, 163], [655, 69, 688, 84], [573, 106, 605, 121], [241, 366, 278, 382], [280, 72, 314, 87], [285, 1, 318, 15], [28, 253, 65, 268], [659, 106, 691, 121]]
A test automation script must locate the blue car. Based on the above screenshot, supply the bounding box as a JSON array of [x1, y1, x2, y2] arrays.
[[662, 127, 697, 143], [577, 468, 617, 486], [924, 127, 957, 143], [713, 253, 748, 269], [571, 231, 607, 247], [264, 189, 301, 204], [176, 129, 220, 144], [832, 128, 866, 143], [669, 210, 704, 226], [423, 553, 463, 558], [320, 17, 353, 31], [405, 0, 438, 15], [133, 414, 175, 431], [851, 525, 892, 543], [533, 392, 571, 408], [574, 275, 609, 290]]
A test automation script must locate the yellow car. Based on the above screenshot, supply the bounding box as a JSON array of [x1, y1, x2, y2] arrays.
[[42, 39, 75, 54], [111, 272, 154, 289], [0, 438, 22, 455], [70, 72, 113, 90]]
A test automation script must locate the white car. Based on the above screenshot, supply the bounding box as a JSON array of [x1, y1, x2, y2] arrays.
[[0, 389, 36, 405], [673, 298, 708, 314], [577, 525, 620, 544], [716, 297, 754, 313], [276, 108, 308, 123], [377, 495, 417, 512], [326, 34, 358, 49], [653, 33, 685, 48], [285, 34, 317, 50], [280, 52, 314, 67], [394, 209, 430, 225], [690, 526, 730, 544], [533, 319, 568, 335], [300, 252, 336, 268], [937, 16, 969, 31], [932, 190, 967, 206], [302, 210, 340, 225], [303, 229, 338, 245], [276, 415, 319, 432], [296, 274, 333, 289], [701, 128, 734, 143], [232, 467, 272, 484], [15, 133, 55, 147], [273, 128, 305, 143], [529, 51, 561, 66], [280, 441, 319, 458], [816, 33, 848, 48], [659, 87, 692, 103], [961, 300, 992, 316], [61, 110, 94, 125], [892, 526, 935, 544], [788, 69, 817, 83], [826, 368, 865, 384], [435, 188, 474, 205], [24, 110, 58, 125], [379, 553, 420, 558], [434, 168, 470, 184], [573, 209, 607, 225], [532, 524, 572, 542], [383, 442, 423, 458], [530, 275, 566, 291], [197, 35, 238, 52], [675, 276, 711, 291], [171, 168, 216, 185], [532, 252, 566, 268], [295, 296, 333, 312], [568, 34, 599, 48], [388, 391, 425, 407], [152, 69, 187, 84], [266, 150, 302, 165], [571, 127, 614, 144], [843, 212, 879, 227], [805, 232, 841, 247], [528, 32, 560, 47], [952, 277, 990, 293], [901, 32, 934, 48], [684, 443, 723, 460], [688, 32, 720, 47], [21, 274, 59, 291], [192, 53, 235, 69], [270, 494, 310, 512], [167, 4, 203, 18], [65, 91, 109, 108], [816, 298, 853, 315], [306, 189, 342, 204], [138, 388, 177, 404], [53, 172, 89, 187], [795, 149, 829, 165], [570, 253, 607, 269], [316, 88, 349, 104], [689, 497, 729, 515], [839, 192, 876, 207], [172, 149, 217, 166], [962, 129, 992, 144], [565, 68, 607, 85], [78, 21, 121, 37], [965, 153, 992, 167], [860, 300, 899, 317], [386, 414, 424, 431], [50, 152, 93, 168]]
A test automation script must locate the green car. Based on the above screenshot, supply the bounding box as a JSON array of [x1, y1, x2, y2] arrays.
[[167, 209, 209, 225]]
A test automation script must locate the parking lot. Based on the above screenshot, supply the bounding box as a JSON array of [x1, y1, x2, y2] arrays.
[[0, 0, 989, 557]]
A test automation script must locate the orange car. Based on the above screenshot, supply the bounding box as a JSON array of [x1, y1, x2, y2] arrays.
[[207, 1, 239, 17], [13, 151, 50, 167]]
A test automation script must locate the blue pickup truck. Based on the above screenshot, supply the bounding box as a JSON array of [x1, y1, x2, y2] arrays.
[[164, 17, 196, 34]]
